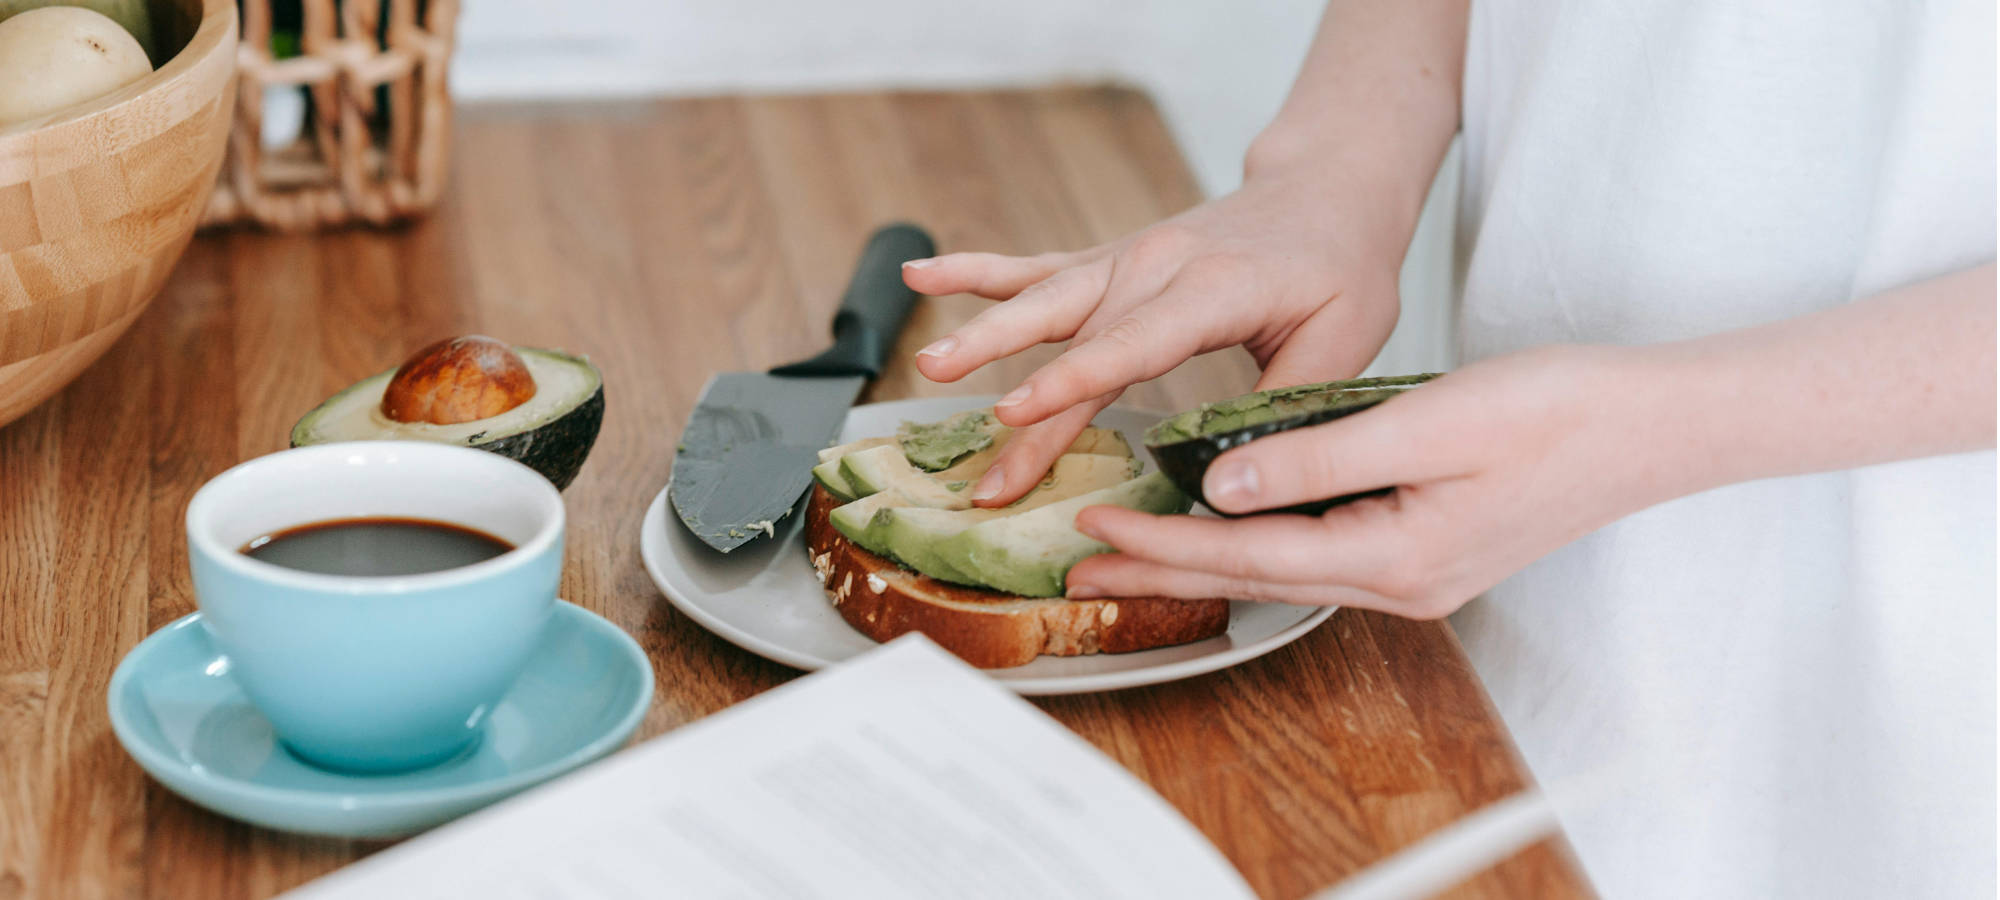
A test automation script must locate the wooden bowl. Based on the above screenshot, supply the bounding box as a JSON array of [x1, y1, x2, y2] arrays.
[[0, 0, 237, 428]]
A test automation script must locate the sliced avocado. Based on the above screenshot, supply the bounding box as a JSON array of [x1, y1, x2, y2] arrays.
[[1064, 427, 1133, 457], [291, 347, 604, 490], [818, 420, 1119, 509], [837, 445, 968, 506], [937, 471, 1190, 598], [866, 507, 984, 582], [818, 436, 895, 464], [815, 407, 1175, 596], [929, 442, 1004, 486], [812, 458, 859, 502], [829, 491, 905, 550], [815, 437, 900, 501], [1145, 373, 1438, 516], [827, 446, 977, 553], [897, 409, 1005, 471], [925, 424, 1133, 485], [868, 454, 1143, 585], [829, 483, 972, 555]]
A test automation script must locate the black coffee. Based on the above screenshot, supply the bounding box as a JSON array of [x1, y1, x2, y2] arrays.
[[242, 517, 513, 576]]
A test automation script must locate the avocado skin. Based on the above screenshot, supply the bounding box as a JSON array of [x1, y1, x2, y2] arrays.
[[1146, 374, 1436, 517], [473, 383, 603, 490]]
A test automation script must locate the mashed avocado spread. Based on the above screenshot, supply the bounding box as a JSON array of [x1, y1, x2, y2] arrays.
[[1144, 374, 1436, 446], [897, 409, 1002, 471]]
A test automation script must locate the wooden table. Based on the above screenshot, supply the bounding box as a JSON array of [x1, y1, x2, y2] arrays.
[[0, 89, 1590, 899]]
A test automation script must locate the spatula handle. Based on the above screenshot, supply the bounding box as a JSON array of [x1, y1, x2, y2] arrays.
[[770, 223, 937, 379]]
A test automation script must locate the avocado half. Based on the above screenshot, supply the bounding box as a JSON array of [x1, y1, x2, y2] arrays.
[[291, 348, 604, 490], [1144, 373, 1438, 517]]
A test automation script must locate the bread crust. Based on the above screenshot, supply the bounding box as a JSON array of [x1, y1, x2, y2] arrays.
[[804, 485, 1229, 668]]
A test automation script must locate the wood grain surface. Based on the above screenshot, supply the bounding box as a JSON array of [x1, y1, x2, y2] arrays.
[[0, 89, 1591, 900]]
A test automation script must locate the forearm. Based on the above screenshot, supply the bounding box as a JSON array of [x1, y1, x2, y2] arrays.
[[1243, 0, 1467, 253], [1616, 264, 1996, 503]]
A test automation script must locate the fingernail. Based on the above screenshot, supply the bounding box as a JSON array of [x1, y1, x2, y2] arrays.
[[1206, 460, 1260, 507], [916, 335, 958, 359], [1067, 584, 1104, 599], [970, 467, 1006, 501], [902, 257, 939, 270], [1073, 514, 1105, 541], [995, 384, 1032, 409]]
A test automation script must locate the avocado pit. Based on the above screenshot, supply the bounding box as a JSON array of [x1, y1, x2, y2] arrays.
[[381, 336, 538, 425]]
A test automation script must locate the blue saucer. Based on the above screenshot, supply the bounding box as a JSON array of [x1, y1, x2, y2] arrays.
[[108, 601, 653, 839]]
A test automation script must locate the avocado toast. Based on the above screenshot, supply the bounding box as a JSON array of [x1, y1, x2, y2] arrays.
[[803, 409, 1229, 668]]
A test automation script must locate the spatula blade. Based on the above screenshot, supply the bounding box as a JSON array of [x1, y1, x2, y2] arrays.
[[669, 372, 865, 552]]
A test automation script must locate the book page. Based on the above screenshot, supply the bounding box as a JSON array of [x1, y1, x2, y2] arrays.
[[287, 635, 1255, 900]]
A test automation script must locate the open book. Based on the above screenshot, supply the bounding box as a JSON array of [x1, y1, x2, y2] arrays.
[[286, 635, 1258, 899], [287, 634, 1569, 899]]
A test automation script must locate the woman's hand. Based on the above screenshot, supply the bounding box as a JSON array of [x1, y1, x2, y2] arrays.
[[902, 169, 1408, 507], [898, 0, 1471, 509], [1064, 346, 1676, 618], [1065, 263, 1995, 619]]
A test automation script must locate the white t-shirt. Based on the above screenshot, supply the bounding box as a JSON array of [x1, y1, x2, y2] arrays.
[[1449, 2, 1995, 896]]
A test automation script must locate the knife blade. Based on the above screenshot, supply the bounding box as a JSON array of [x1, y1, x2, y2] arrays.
[[670, 223, 936, 552]]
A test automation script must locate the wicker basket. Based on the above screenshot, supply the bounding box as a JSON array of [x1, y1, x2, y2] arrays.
[[201, 0, 459, 230]]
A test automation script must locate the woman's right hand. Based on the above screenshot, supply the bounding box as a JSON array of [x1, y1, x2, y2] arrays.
[[901, 166, 1409, 506]]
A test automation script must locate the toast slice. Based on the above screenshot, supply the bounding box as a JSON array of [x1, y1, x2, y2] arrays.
[[804, 484, 1229, 668]]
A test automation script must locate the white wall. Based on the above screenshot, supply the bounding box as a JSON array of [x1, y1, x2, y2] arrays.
[[452, 0, 1455, 375]]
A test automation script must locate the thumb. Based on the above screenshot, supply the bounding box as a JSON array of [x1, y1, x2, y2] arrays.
[[1252, 290, 1398, 390], [1200, 389, 1451, 515]]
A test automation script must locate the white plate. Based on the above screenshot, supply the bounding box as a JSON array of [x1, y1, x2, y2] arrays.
[[639, 396, 1335, 695]]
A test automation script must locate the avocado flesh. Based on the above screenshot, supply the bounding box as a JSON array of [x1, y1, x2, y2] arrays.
[[860, 454, 1143, 584], [822, 422, 1135, 533], [822, 425, 1109, 501], [816, 434, 943, 500], [838, 445, 972, 507], [1064, 427, 1132, 457], [1145, 373, 1437, 447], [897, 408, 1135, 474], [826, 444, 980, 543], [818, 436, 895, 464], [828, 491, 911, 544], [941, 472, 1190, 597], [817, 411, 1181, 597], [927, 424, 1132, 485], [819, 426, 1126, 498], [291, 348, 604, 490], [897, 409, 1005, 471], [811, 458, 859, 502]]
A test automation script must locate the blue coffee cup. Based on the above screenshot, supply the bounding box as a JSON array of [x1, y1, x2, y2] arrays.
[[185, 441, 564, 773]]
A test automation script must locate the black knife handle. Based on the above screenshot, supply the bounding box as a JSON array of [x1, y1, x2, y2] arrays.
[[770, 223, 937, 379]]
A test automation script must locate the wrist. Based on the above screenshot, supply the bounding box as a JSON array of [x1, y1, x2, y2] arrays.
[[1238, 142, 1425, 278], [1241, 124, 1328, 185], [1524, 343, 1718, 514], [1244, 96, 1454, 244], [1578, 341, 1758, 508]]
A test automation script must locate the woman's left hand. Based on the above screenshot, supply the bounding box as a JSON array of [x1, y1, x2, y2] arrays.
[[1066, 345, 1685, 619]]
